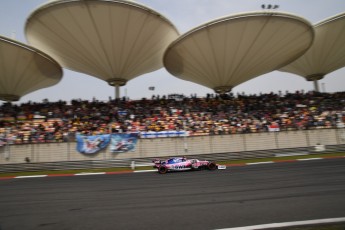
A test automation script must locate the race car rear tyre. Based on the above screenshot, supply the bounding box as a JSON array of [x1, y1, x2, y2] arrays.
[[207, 162, 217, 170], [158, 166, 168, 174]]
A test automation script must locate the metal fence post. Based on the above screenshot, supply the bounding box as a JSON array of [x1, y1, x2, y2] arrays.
[[242, 134, 247, 151], [31, 144, 35, 162], [305, 130, 310, 147], [131, 161, 135, 170], [274, 132, 279, 149], [184, 133, 188, 154], [4, 128, 10, 160], [67, 133, 71, 161]]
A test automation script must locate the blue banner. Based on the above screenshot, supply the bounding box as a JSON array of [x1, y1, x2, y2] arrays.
[[76, 134, 111, 154], [110, 133, 138, 153], [140, 130, 188, 138]]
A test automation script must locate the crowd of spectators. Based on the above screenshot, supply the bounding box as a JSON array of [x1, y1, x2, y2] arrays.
[[0, 90, 344, 145]]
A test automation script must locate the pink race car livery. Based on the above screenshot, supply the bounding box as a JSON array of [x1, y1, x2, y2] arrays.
[[152, 157, 225, 174]]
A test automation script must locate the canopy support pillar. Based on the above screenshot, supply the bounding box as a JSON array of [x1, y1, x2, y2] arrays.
[[306, 74, 324, 93], [107, 78, 127, 100], [115, 85, 120, 99], [313, 80, 320, 92]]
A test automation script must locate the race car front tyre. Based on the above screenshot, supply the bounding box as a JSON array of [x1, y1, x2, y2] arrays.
[[158, 166, 168, 174], [207, 162, 217, 170]]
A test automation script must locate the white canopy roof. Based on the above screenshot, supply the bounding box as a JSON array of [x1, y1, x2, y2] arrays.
[[25, 0, 179, 87], [164, 12, 314, 94], [0, 36, 62, 102], [280, 12, 345, 81]]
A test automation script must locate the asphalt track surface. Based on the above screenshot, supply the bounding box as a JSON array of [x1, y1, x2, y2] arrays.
[[0, 158, 344, 230]]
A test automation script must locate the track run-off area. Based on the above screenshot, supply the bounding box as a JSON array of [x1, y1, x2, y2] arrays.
[[0, 158, 344, 230]]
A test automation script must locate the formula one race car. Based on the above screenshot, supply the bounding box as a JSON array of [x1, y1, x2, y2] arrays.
[[152, 157, 226, 174]]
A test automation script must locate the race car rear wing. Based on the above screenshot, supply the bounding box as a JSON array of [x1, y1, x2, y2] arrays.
[[152, 159, 162, 164]]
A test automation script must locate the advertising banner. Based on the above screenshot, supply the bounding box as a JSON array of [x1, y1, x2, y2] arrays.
[[140, 130, 188, 138], [76, 134, 110, 154], [110, 133, 138, 153]]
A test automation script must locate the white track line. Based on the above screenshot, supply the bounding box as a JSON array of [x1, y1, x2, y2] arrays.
[[275, 153, 306, 157], [15, 175, 47, 178], [298, 158, 322, 161], [74, 172, 106, 176], [134, 169, 157, 173], [247, 161, 274, 165], [215, 217, 345, 230]]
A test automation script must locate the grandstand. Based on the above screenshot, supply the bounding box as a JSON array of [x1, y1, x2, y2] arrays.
[[0, 91, 344, 144]]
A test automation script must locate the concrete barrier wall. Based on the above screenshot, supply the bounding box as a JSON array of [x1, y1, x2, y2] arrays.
[[276, 131, 308, 148], [244, 132, 278, 151], [1, 128, 344, 164], [210, 135, 245, 153], [307, 129, 339, 145]]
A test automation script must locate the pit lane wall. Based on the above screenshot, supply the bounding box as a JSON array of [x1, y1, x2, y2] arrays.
[[1, 128, 345, 164]]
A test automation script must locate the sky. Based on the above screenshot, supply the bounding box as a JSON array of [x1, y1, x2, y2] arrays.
[[0, 0, 345, 104]]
